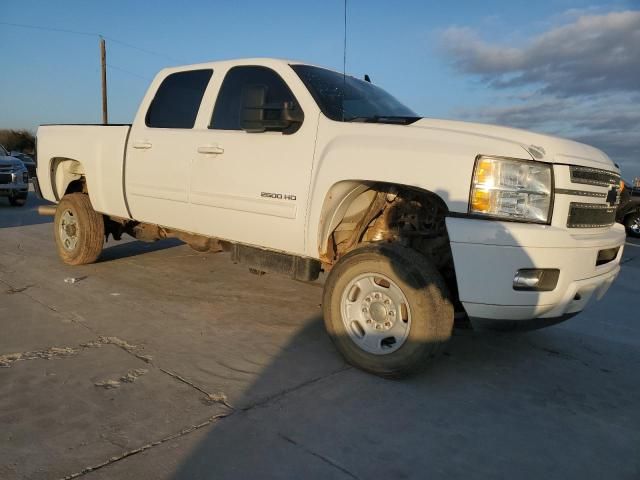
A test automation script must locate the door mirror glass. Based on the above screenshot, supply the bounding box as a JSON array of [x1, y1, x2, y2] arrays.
[[240, 85, 303, 134], [211, 66, 303, 133]]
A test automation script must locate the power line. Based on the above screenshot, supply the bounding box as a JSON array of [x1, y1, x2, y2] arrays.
[[0, 21, 177, 62], [0, 21, 95, 37], [103, 36, 179, 62], [106, 63, 151, 82]]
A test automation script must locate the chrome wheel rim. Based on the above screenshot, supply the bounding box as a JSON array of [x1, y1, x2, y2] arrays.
[[340, 272, 411, 355], [59, 209, 79, 251], [630, 216, 640, 234]]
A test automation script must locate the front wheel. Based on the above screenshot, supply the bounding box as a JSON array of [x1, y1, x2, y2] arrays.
[[54, 193, 105, 265], [625, 212, 640, 238], [322, 244, 454, 378]]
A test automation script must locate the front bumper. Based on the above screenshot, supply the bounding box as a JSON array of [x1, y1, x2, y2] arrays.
[[446, 217, 625, 321]]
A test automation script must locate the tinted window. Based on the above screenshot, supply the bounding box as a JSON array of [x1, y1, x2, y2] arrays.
[[210, 66, 297, 130], [0, 145, 8, 156], [146, 69, 212, 128], [291, 64, 417, 122]]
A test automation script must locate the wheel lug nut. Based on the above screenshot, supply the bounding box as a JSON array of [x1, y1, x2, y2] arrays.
[[366, 319, 373, 324], [384, 321, 391, 327], [362, 307, 368, 313], [389, 311, 395, 316], [384, 299, 390, 305]]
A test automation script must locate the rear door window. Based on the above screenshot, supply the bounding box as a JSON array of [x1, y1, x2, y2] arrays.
[[145, 69, 213, 129]]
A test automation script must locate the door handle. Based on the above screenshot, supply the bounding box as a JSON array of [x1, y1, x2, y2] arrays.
[[132, 141, 152, 149], [197, 145, 224, 155]]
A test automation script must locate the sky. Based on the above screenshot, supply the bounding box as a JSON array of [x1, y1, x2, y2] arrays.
[[1, 0, 639, 179]]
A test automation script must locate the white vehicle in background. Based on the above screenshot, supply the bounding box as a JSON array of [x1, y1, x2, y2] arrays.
[[35, 58, 625, 377], [0, 143, 29, 207]]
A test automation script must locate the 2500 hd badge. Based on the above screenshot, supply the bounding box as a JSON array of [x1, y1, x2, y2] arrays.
[[261, 192, 297, 201]]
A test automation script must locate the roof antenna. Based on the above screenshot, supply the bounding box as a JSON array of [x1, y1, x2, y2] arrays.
[[342, 0, 347, 121]]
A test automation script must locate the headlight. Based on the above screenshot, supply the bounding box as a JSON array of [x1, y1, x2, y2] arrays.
[[469, 156, 552, 223]]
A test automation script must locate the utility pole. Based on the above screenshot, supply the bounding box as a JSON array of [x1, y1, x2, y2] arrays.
[[100, 36, 108, 124]]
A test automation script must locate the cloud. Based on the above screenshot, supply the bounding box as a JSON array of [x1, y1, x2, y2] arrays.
[[441, 10, 640, 96], [457, 94, 640, 173], [441, 10, 640, 179]]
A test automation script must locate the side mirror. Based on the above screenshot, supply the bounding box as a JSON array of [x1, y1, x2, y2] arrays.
[[240, 85, 303, 134]]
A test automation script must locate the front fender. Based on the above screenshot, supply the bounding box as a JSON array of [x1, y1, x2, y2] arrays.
[[304, 117, 533, 258]]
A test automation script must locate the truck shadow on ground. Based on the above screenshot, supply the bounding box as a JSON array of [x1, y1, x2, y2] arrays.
[[167, 309, 638, 480], [99, 238, 184, 262], [165, 243, 640, 479]]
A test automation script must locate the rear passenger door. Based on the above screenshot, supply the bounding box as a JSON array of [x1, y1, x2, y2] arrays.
[[125, 69, 212, 231]]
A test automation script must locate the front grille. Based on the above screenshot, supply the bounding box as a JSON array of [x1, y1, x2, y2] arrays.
[[0, 173, 12, 184], [567, 202, 616, 228], [570, 166, 619, 187]]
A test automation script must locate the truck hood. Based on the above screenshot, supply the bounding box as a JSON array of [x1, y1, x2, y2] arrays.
[[0, 156, 24, 168], [412, 118, 617, 172]]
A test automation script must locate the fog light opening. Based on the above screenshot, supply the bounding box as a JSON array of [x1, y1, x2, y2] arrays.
[[513, 269, 560, 292]]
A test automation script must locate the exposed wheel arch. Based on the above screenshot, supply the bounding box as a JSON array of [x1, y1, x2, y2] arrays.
[[49, 158, 86, 200], [317, 180, 458, 307], [317, 180, 450, 260]]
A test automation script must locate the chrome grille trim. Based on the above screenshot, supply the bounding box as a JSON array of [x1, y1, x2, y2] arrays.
[[555, 188, 606, 198], [569, 166, 619, 187]]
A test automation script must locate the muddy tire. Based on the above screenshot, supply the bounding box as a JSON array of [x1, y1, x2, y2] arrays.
[[54, 193, 104, 265], [323, 244, 454, 378], [9, 193, 27, 207]]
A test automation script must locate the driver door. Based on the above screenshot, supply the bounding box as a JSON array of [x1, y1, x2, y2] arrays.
[[189, 65, 316, 256]]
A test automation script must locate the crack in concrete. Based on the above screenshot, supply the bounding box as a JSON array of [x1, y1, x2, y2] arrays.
[[0, 277, 231, 408], [58, 365, 352, 479], [0, 346, 78, 368], [59, 413, 230, 480], [241, 365, 352, 413], [2, 276, 356, 479], [158, 367, 235, 409], [4, 284, 33, 294], [278, 432, 360, 480]]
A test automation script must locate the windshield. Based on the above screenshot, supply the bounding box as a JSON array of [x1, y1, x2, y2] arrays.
[[291, 64, 418, 123], [0, 145, 8, 156]]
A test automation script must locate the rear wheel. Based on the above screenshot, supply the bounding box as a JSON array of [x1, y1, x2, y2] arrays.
[[625, 212, 640, 238], [323, 244, 454, 378], [54, 193, 104, 265]]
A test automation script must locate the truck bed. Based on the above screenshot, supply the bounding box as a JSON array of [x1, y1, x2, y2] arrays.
[[36, 124, 132, 218]]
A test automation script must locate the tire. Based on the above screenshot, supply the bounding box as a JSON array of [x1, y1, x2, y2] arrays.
[[625, 212, 640, 238], [323, 244, 454, 378], [9, 193, 27, 207], [54, 193, 105, 265]]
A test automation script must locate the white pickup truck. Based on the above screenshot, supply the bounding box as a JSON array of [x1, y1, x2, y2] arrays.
[[36, 58, 626, 377]]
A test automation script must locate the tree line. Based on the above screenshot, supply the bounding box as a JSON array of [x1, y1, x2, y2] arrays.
[[0, 129, 36, 156]]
